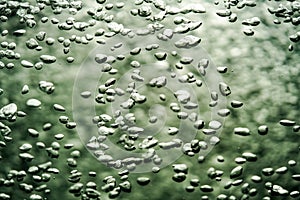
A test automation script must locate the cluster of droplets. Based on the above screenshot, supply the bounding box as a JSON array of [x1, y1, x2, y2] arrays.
[[213, 0, 300, 51], [0, 0, 299, 199], [73, 28, 230, 176]]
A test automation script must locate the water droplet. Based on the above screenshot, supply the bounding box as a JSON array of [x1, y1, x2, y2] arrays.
[[279, 119, 295, 126], [186, 185, 195, 192], [229, 13, 238, 22], [53, 104, 65, 112], [66, 122, 77, 129], [136, 177, 150, 186], [0, 103, 17, 120], [95, 54, 107, 64], [130, 60, 141, 68], [275, 166, 288, 174], [216, 9, 231, 17], [292, 174, 300, 181], [154, 52, 167, 61], [258, 125, 268, 135], [119, 180, 131, 192], [293, 125, 300, 132], [26, 38, 39, 49], [80, 91, 92, 98], [219, 82, 231, 96], [54, 133, 64, 140], [288, 160, 297, 166], [235, 157, 246, 164], [211, 91, 218, 101], [42, 123, 52, 132], [13, 29, 26, 36], [21, 60, 34, 68], [172, 164, 188, 174], [175, 35, 201, 48], [172, 172, 186, 182], [36, 31, 46, 41], [138, 6, 152, 17], [230, 166, 243, 178], [36, 142, 45, 149], [130, 47, 141, 55], [40, 55, 57, 64], [152, 166, 160, 173], [242, 152, 257, 161], [39, 81, 55, 94], [234, 127, 250, 136], [242, 17, 261, 26], [21, 85, 29, 94], [200, 185, 214, 192], [29, 194, 43, 200], [231, 179, 243, 186], [290, 191, 300, 198], [59, 116, 69, 124], [217, 66, 228, 73], [217, 109, 230, 117], [231, 100, 243, 108], [35, 62, 44, 70], [19, 143, 32, 151], [69, 183, 84, 194], [19, 152, 34, 161], [243, 28, 254, 36]]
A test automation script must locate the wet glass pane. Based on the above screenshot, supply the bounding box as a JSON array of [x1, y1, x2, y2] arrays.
[[0, 0, 299, 199]]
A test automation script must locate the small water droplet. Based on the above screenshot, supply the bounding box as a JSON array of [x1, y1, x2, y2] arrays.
[[175, 35, 201, 48], [21, 60, 34, 68], [258, 125, 268, 135], [279, 119, 295, 126], [40, 55, 57, 64], [53, 104, 65, 112], [234, 127, 250, 136]]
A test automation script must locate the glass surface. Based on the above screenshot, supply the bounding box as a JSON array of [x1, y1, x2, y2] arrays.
[[0, 0, 299, 199]]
